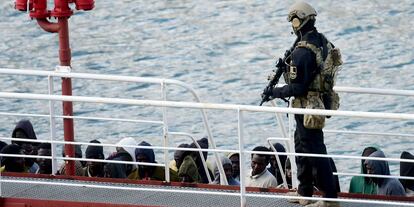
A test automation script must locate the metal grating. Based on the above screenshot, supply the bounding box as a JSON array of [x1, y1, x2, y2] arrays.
[[1, 176, 411, 207]]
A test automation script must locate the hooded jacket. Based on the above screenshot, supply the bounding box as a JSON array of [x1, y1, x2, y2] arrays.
[[349, 146, 379, 194], [364, 151, 405, 196], [11, 120, 39, 173], [400, 151, 414, 195], [178, 155, 201, 183], [135, 141, 179, 181], [267, 143, 287, 185], [12, 120, 37, 140], [104, 151, 134, 179], [189, 137, 212, 183], [212, 156, 239, 186], [104, 138, 137, 179]]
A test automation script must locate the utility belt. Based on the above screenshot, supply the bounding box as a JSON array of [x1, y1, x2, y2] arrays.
[[292, 91, 325, 129]]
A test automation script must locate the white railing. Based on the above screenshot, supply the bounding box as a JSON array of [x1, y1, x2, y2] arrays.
[[0, 69, 414, 206], [0, 68, 228, 183]]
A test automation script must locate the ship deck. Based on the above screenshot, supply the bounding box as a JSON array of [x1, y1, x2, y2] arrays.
[[1, 174, 413, 207]]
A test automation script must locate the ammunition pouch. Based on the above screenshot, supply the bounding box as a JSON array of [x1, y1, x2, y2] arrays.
[[304, 92, 325, 129], [293, 92, 325, 129]]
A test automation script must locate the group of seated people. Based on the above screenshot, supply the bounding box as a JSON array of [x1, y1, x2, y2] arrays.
[[0, 120, 413, 198]]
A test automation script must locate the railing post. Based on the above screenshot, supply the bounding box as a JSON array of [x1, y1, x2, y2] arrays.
[[161, 82, 170, 182], [0, 157, 2, 197], [288, 99, 298, 188], [48, 75, 57, 175], [237, 109, 246, 207]]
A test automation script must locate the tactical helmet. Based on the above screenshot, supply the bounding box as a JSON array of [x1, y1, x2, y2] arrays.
[[287, 2, 317, 32]]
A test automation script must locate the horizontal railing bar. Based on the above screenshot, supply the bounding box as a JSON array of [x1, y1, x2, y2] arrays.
[[0, 92, 413, 120], [334, 86, 414, 97], [58, 115, 163, 125], [0, 112, 163, 125], [266, 137, 291, 141], [334, 172, 414, 180], [1, 179, 412, 206], [0, 112, 50, 118], [0, 137, 241, 154], [2, 68, 414, 97], [0, 153, 163, 167], [325, 129, 414, 138], [0, 179, 240, 197], [0, 68, 195, 93], [2, 137, 414, 164]]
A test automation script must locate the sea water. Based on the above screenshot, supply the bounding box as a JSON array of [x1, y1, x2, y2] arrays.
[[0, 0, 413, 191]]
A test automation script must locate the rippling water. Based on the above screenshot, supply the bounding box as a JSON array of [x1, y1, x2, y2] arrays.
[[0, 0, 413, 191]]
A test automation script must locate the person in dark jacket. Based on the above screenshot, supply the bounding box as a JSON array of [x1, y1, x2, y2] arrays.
[[37, 143, 52, 174], [268, 143, 288, 185], [0, 141, 7, 152], [83, 140, 105, 177], [365, 150, 405, 196], [212, 156, 239, 186], [262, 2, 339, 206], [349, 146, 379, 194], [104, 137, 137, 179], [0, 144, 26, 173], [11, 119, 39, 173], [172, 143, 201, 183], [59, 144, 84, 176], [227, 152, 240, 181], [189, 137, 213, 184], [400, 151, 414, 196], [135, 141, 178, 181]]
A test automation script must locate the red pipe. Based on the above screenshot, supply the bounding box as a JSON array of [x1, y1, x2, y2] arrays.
[[36, 18, 60, 33], [58, 17, 75, 176], [36, 15, 75, 176]]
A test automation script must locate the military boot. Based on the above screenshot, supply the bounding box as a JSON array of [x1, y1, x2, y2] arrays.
[[286, 191, 315, 206], [305, 200, 340, 207]]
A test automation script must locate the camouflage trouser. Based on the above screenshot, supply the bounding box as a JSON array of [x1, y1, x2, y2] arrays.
[[294, 114, 338, 198]]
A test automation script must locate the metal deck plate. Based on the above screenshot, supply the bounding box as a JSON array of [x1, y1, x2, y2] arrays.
[[1, 176, 410, 207]]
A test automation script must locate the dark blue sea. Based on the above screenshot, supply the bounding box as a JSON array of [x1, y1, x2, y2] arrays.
[[0, 0, 413, 191]]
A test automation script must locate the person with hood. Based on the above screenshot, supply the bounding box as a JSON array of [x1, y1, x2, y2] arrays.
[[104, 137, 137, 179], [278, 157, 293, 189], [58, 144, 84, 176], [364, 150, 405, 196], [349, 146, 379, 194], [36, 143, 52, 174], [83, 140, 105, 177], [268, 143, 288, 185], [400, 151, 414, 196], [0, 144, 26, 173], [227, 152, 240, 181], [188, 137, 213, 184], [135, 141, 178, 181], [0, 141, 7, 152], [212, 156, 239, 186], [245, 146, 278, 188], [175, 143, 202, 183], [11, 119, 39, 173], [170, 143, 190, 172]]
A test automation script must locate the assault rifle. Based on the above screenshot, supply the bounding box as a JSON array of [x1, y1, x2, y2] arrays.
[[259, 49, 292, 106]]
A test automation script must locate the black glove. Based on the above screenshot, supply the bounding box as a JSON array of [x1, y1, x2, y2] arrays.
[[275, 58, 285, 69], [271, 87, 283, 98], [262, 86, 274, 98]]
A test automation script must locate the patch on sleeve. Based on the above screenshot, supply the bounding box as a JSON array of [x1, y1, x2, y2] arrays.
[[289, 66, 297, 80]]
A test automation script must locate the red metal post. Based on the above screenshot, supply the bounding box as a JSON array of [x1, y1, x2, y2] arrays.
[[58, 17, 75, 176], [15, 0, 93, 177]]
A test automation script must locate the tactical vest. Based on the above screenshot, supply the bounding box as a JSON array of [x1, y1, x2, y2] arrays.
[[285, 36, 342, 129]]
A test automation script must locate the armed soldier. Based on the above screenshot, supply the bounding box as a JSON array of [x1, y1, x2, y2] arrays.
[[262, 2, 342, 207]]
